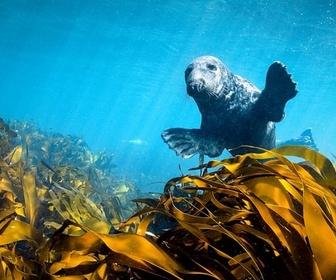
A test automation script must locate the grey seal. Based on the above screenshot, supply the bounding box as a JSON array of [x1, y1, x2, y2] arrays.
[[162, 56, 299, 158]]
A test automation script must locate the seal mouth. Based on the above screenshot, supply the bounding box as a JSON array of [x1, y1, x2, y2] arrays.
[[187, 80, 205, 95], [187, 79, 223, 101]]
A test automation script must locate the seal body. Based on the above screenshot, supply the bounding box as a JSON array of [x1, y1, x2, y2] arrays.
[[162, 56, 298, 158]]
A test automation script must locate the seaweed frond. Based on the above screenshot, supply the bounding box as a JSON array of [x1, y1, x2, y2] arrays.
[[0, 118, 335, 279]]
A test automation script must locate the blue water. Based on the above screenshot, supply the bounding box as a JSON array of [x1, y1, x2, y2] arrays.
[[1, 0, 335, 192]]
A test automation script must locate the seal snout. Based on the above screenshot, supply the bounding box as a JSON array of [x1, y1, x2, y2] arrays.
[[188, 79, 205, 94], [185, 68, 207, 96]]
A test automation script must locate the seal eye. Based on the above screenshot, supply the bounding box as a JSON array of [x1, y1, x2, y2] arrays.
[[207, 64, 217, 71]]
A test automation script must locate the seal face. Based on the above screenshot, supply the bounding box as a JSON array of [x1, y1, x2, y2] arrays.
[[162, 56, 299, 158], [185, 56, 233, 100]]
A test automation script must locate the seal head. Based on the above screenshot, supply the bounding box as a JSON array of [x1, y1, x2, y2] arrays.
[[185, 56, 233, 100]]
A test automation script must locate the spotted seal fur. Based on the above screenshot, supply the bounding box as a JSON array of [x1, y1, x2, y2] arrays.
[[161, 56, 299, 158]]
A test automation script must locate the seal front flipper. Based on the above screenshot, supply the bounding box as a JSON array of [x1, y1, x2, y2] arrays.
[[161, 128, 224, 158], [256, 61, 298, 122]]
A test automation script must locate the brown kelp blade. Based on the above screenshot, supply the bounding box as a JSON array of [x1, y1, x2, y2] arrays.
[[0, 118, 336, 279]]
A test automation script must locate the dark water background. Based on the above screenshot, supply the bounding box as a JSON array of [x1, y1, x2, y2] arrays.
[[1, 0, 335, 192]]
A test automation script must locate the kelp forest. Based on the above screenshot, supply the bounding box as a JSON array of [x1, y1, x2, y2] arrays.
[[0, 117, 336, 279]]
